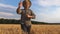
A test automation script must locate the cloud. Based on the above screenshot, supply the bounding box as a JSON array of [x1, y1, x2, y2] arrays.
[[35, 7, 60, 23], [0, 3, 17, 15], [37, 0, 60, 6], [0, 3, 20, 19], [0, 12, 14, 16], [32, 0, 60, 23], [0, 3, 17, 9]]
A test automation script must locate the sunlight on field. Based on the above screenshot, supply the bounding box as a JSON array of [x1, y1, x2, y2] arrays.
[[0, 24, 21, 34], [0, 24, 60, 34], [31, 24, 60, 34]]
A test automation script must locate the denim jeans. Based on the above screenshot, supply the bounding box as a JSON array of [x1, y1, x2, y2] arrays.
[[21, 23, 31, 34]]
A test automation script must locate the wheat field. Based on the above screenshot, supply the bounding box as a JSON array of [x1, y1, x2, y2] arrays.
[[0, 24, 60, 34]]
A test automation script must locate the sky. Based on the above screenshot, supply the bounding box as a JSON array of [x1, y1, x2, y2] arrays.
[[0, 0, 60, 23]]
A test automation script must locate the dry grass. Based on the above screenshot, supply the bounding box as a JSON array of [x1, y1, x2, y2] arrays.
[[0, 24, 21, 34], [0, 24, 60, 34], [31, 24, 60, 34]]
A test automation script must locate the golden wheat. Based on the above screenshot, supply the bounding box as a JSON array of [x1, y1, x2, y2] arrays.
[[0, 24, 60, 34]]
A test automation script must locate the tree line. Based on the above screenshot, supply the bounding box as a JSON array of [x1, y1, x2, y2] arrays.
[[0, 18, 46, 24]]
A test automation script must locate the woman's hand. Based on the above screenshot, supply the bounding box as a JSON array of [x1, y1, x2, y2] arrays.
[[18, 2, 22, 8], [26, 14, 33, 18]]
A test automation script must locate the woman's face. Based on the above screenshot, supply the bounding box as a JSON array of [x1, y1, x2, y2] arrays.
[[24, 2, 30, 9]]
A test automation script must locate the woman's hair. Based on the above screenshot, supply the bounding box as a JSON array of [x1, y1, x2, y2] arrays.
[[23, 0, 32, 8]]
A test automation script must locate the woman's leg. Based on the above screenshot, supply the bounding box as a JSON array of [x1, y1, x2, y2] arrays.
[[21, 24, 28, 34], [25, 21, 31, 34], [27, 25, 31, 34]]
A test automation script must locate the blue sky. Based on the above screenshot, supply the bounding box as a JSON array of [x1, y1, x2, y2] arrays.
[[0, 0, 60, 23]]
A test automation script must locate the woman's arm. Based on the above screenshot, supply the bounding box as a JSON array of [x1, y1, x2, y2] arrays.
[[26, 14, 33, 18], [16, 2, 22, 14], [26, 12, 35, 19]]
